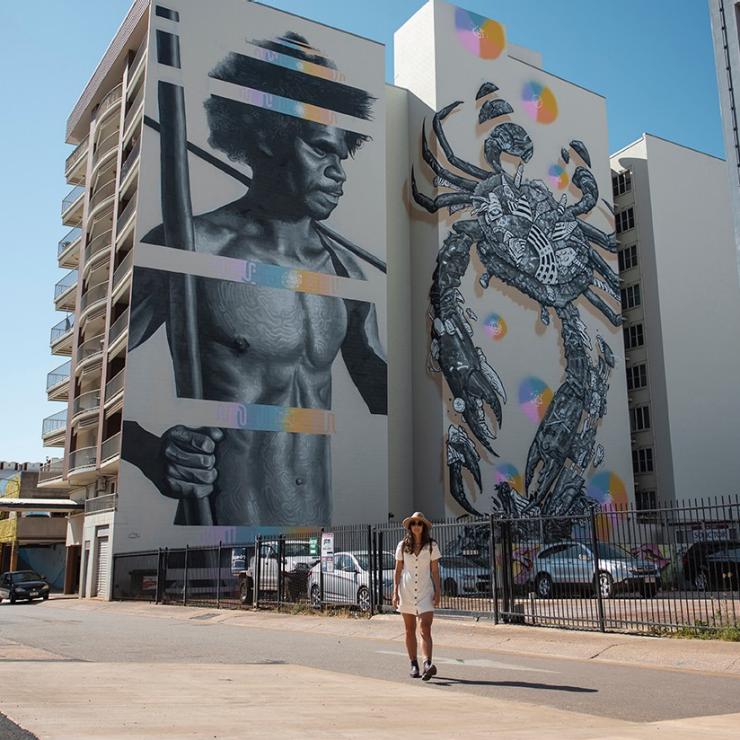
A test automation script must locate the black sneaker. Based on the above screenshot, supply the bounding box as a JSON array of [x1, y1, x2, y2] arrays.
[[421, 662, 437, 681], [409, 661, 420, 678]]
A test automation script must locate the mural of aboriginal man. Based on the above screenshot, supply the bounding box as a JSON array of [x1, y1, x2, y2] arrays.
[[122, 33, 387, 527]]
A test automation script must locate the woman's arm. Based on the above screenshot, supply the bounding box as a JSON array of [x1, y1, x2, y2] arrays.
[[431, 559, 441, 608], [393, 559, 404, 609]]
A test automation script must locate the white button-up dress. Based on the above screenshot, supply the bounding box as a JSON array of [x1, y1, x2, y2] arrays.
[[395, 540, 441, 615]]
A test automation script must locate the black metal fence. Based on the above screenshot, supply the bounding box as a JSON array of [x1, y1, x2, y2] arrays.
[[112, 496, 740, 634]]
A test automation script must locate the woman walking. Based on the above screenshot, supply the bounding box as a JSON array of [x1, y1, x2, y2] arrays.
[[392, 511, 442, 680]]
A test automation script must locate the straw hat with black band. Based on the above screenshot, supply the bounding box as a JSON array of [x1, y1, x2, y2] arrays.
[[402, 512, 433, 530]]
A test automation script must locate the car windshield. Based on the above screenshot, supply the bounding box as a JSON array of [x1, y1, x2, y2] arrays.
[[596, 544, 632, 560], [355, 554, 396, 571], [11, 571, 43, 583], [283, 543, 311, 558]]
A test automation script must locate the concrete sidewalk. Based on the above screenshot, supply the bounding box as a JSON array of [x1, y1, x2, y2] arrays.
[[53, 598, 740, 676], [2, 599, 740, 739]]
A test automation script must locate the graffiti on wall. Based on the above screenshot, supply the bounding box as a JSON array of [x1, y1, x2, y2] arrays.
[[412, 80, 621, 533], [121, 8, 387, 527]]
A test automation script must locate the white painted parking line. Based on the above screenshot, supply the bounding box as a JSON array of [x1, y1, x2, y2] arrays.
[[375, 650, 557, 673]]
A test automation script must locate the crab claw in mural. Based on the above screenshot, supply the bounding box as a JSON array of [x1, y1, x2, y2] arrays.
[[447, 425, 483, 515]]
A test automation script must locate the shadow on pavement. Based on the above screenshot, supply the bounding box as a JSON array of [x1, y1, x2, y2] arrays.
[[432, 677, 598, 693]]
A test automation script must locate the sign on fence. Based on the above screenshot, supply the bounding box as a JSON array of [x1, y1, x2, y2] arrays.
[[321, 532, 334, 573]]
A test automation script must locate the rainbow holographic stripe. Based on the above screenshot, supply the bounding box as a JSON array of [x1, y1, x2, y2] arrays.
[[216, 403, 335, 435], [249, 45, 347, 83]]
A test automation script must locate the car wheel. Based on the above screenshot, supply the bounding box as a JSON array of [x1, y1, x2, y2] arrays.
[[597, 571, 614, 599], [694, 571, 709, 592], [357, 586, 371, 613], [42, 593, 49, 601], [239, 578, 253, 605], [310, 584, 321, 609], [640, 585, 657, 599], [535, 573, 553, 599], [9, 594, 16, 605], [443, 578, 458, 597]]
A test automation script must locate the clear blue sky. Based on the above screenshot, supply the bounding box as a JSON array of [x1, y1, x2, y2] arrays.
[[0, 0, 724, 462]]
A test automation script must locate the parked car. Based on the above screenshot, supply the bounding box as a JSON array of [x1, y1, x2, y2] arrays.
[[307, 551, 396, 612], [531, 541, 660, 599], [238, 540, 319, 603], [0, 571, 51, 604], [682, 541, 740, 591], [438, 556, 491, 597]]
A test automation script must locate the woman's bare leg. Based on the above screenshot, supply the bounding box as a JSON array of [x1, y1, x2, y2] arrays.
[[419, 611, 434, 664], [402, 613, 418, 661]]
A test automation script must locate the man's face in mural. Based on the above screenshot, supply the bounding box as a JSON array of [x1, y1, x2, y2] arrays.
[[267, 125, 349, 222]]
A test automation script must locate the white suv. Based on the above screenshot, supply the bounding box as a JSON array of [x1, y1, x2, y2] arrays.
[[238, 540, 319, 602]]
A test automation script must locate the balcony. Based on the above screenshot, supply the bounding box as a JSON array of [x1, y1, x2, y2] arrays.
[[123, 87, 144, 139], [77, 333, 105, 370], [112, 251, 133, 295], [58, 227, 82, 268], [128, 41, 147, 89], [16, 516, 67, 542], [65, 136, 89, 185], [108, 309, 129, 352], [42, 410, 67, 446], [61, 185, 85, 226], [87, 177, 116, 222], [54, 269, 78, 311], [119, 138, 140, 186], [68, 446, 97, 480], [104, 369, 125, 405], [116, 197, 136, 238], [100, 433, 122, 467], [47, 360, 71, 401], [79, 282, 108, 319], [92, 84, 122, 124], [71, 390, 100, 424], [91, 130, 120, 173], [37, 458, 65, 488], [50, 314, 74, 355], [85, 493, 117, 514], [83, 229, 113, 271]]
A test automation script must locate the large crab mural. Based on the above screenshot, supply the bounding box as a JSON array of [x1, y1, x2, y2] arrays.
[[412, 81, 621, 530]]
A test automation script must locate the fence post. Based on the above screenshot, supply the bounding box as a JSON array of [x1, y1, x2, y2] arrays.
[[319, 528, 324, 610], [378, 529, 384, 614], [489, 515, 499, 625], [367, 525, 374, 616], [163, 548, 169, 604], [155, 548, 162, 605], [183, 545, 189, 607], [500, 520, 511, 621], [589, 511, 606, 632], [216, 541, 222, 610], [277, 535, 285, 608], [254, 536, 261, 609]]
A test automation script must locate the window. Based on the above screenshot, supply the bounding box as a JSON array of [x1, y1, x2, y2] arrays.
[[616, 207, 635, 234], [623, 323, 645, 350], [617, 244, 638, 272], [632, 447, 654, 474], [630, 405, 651, 431], [612, 170, 632, 197], [626, 363, 647, 390], [620, 283, 641, 310], [636, 490, 657, 511]]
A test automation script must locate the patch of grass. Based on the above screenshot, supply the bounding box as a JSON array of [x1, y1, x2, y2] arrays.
[[273, 602, 371, 619]]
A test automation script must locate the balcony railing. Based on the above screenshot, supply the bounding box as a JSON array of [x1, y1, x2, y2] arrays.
[[84, 229, 113, 265], [58, 227, 82, 258], [79, 282, 108, 314], [54, 269, 78, 300], [93, 84, 122, 122], [72, 390, 100, 419], [42, 409, 67, 437], [92, 130, 120, 170], [69, 446, 97, 473], [77, 333, 105, 363], [119, 139, 141, 183], [65, 136, 89, 174], [123, 87, 144, 133], [112, 251, 133, 292], [50, 314, 74, 345], [128, 40, 147, 81], [116, 197, 136, 235], [61, 186, 85, 216], [88, 177, 116, 215], [105, 369, 125, 401], [85, 493, 117, 514], [46, 360, 71, 391], [109, 309, 130, 346], [101, 432, 122, 463], [38, 458, 65, 484]]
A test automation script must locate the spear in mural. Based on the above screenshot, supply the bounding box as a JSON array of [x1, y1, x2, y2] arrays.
[[155, 19, 212, 526]]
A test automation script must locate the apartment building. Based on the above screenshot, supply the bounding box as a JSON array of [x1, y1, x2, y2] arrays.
[[40, 0, 634, 598], [708, 0, 740, 283], [611, 134, 740, 509]]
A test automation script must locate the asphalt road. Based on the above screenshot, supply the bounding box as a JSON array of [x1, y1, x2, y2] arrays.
[[1, 599, 740, 725]]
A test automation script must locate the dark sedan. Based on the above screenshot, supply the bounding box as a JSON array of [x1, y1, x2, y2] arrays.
[[683, 541, 740, 591], [0, 570, 51, 604]]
